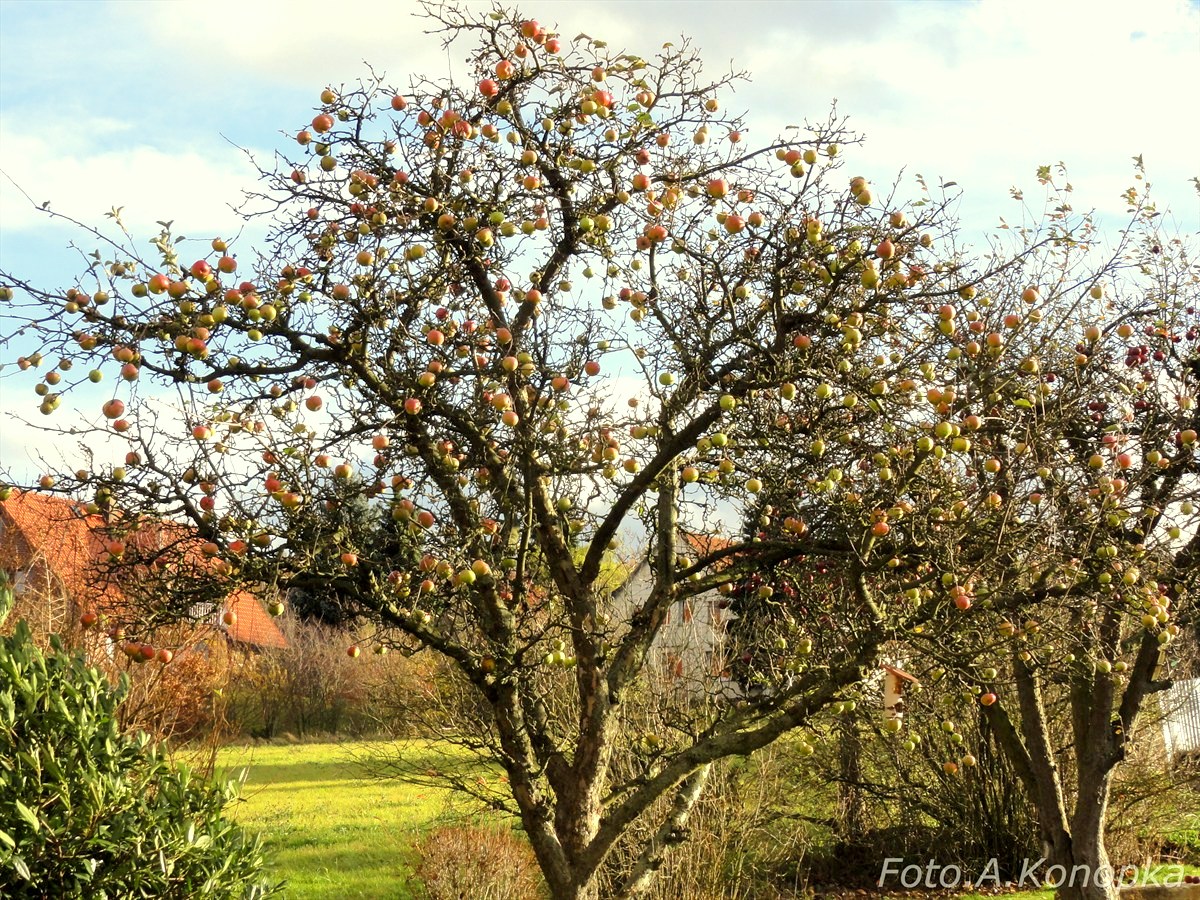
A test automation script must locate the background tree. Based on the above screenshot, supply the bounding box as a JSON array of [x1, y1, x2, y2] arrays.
[[1, 6, 1194, 898], [280, 482, 398, 626]]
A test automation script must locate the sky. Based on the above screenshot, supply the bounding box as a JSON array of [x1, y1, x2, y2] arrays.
[[1, 0, 1198, 480]]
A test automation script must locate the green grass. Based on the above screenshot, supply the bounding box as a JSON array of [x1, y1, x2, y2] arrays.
[[217, 740, 463, 899], [214, 740, 1199, 898]]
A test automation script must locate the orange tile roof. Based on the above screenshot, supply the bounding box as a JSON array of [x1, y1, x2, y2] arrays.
[[223, 589, 287, 650], [0, 489, 125, 614], [0, 490, 285, 650], [682, 532, 735, 557], [682, 532, 737, 571]]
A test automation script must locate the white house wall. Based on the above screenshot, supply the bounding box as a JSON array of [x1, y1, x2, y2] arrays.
[[607, 549, 738, 698]]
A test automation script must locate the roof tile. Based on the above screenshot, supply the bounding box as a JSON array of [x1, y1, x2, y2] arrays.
[[1, 490, 285, 649]]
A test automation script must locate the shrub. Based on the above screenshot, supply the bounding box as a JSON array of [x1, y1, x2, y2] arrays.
[[412, 822, 545, 900], [222, 615, 450, 740], [223, 618, 366, 738], [598, 747, 809, 900], [113, 627, 227, 744], [0, 614, 279, 898], [1106, 730, 1200, 865], [796, 707, 1040, 885]]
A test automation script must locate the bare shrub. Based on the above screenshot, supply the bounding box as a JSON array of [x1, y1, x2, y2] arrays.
[[593, 689, 812, 900], [1107, 754, 1200, 866], [809, 713, 1039, 884], [361, 644, 449, 738], [633, 749, 810, 900], [222, 615, 447, 739], [413, 822, 546, 900], [224, 617, 358, 737], [1105, 704, 1200, 866], [112, 624, 226, 741]]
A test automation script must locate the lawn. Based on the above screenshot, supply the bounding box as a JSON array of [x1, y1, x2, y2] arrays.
[[217, 740, 466, 899], [213, 741, 1198, 899]]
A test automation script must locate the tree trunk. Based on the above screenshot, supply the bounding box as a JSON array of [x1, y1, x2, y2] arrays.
[[553, 775, 606, 900], [984, 660, 1120, 900], [551, 880, 601, 900], [836, 720, 867, 842], [1050, 762, 1117, 900], [1044, 845, 1118, 900]]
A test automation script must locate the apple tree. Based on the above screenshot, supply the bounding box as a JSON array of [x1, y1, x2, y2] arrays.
[[737, 165, 1199, 899], [2, 6, 1191, 898]]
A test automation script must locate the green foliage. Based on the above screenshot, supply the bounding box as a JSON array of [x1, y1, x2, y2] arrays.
[[1164, 820, 1200, 866], [283, 484, 408, 626], [0, 616, 279, 898]]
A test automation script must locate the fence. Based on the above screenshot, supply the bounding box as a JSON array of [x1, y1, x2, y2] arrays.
[[1161, 677, 1200, 761]]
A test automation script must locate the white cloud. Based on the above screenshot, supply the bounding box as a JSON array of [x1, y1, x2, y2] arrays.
[[0, 114, 265, 239], [0, 0, 1194, 309], [527, 0, 1199, 231], [5, 0, 1193, 248], [109, 0, 450, 88], [0, 409, 129, 485], [727, 0, 1199, 231]]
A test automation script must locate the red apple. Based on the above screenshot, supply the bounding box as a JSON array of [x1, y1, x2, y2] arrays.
[[706, 178, 729, 199]]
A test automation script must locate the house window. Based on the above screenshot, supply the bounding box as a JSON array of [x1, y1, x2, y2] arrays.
[[663, 651, 684, 679], [682, 599, 694, 623]]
